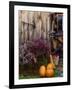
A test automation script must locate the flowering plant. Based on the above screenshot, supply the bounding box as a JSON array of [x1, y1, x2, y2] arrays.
[[19, 38, 50, 66], [28, 38, 50, 58], [19, 43, 37, 65]]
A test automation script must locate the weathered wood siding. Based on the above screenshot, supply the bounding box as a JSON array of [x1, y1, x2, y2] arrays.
[[18, 11, 51, 42]]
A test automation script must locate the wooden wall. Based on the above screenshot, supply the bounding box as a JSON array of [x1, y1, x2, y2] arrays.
[[18, 11, 51, 42]]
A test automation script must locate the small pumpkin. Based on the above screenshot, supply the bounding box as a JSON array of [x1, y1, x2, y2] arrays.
[[47, 55, 55, 69], [39, 65, 46, 77], [46, 68, 54, 77], [47, 63, 55, 69]]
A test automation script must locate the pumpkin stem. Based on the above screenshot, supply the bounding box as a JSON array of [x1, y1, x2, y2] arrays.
[[50, 54, 56, 69], [50, 55, 53, 64]]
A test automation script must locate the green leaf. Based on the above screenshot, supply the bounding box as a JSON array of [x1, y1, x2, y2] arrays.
[[54, 69, 59, 77]]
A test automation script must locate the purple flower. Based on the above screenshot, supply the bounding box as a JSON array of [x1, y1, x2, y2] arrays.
[[28, 38, 49, 57], [19, 38, 50, 65], [19, 43, 37, 65]]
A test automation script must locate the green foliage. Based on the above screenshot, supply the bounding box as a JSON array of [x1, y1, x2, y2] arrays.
[[19, 74, 40, 79], [37, 55, 48, 66], [54, 69, 59, 77]]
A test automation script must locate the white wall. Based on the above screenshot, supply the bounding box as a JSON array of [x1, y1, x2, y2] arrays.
[[0, 0, 72, 90]]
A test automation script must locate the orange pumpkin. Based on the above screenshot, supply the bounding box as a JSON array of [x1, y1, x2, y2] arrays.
[[47, 63, 55, 69], [46, 68, 54, 77], [39, 65, 46, 77]]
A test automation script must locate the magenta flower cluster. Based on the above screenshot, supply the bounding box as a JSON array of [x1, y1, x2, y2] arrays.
[[19, 38, 50, 65]]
